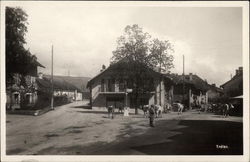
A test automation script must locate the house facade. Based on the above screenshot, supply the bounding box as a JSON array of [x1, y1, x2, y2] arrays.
[[220, 67, 243, 98], [167, 73, 222, 108], [6, 61, 45, 110], [87, 61, 173, 109], [207, 84, 224, 102]]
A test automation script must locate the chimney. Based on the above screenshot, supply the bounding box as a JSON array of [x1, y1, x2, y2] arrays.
[[38, 72, 43, 79], [189, 73, 193, 81], [100, 64, 106, 72], [236, 69, 239, 75], [238, 67, 243, 75]]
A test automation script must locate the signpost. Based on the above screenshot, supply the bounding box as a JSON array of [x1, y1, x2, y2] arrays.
[[125, 88, 132, 107], [124, 88, 132, 117]]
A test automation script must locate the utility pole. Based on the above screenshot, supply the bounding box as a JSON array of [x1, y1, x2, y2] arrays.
[[182, 55, 185, 105], [159, 51, 162, 106], [51, 45, 54, 110]]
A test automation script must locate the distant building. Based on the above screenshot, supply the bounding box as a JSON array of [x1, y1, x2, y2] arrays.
[[87, 60, 173, 109], [40, 74, 83, 101], [167, 73, 223, 108], [220, 67, 243, 97], [207, 84, 224, 102]]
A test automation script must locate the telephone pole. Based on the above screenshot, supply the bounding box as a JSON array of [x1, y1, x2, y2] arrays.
[[51, 45, 54, 110], [159, 51, 162, 106], [182, 55, 185, 105]]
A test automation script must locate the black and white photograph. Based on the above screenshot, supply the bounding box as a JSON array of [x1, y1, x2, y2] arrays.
[[0, 1, 249, 162]]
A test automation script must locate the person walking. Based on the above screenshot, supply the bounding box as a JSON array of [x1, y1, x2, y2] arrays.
[[148, 105, 156, 127]]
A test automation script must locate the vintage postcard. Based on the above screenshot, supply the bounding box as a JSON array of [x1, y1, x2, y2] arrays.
[[1, 1, 249, 162]]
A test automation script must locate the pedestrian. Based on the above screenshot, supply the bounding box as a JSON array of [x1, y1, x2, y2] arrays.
[[177, 102, 184, 115], [118, 106, 123, 114], [198, 104, 201, 114], [222, 103, 230, 118], [124, 107, 129, 117], [142, 105, 149, 118], [107, 105, 114, 119], [148, 105, 156, 127], [229, 103, 234, 116], [225, 103, 233, 117]]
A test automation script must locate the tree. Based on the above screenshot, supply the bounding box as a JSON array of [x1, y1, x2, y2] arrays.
[[6, 7, 36, 83], [149, 38, 174, 73], [111, 24, 174, 114]]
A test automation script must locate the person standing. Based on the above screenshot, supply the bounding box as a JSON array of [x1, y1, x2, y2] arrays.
[[107, 105, 114, 119], [229, 103, 234, 116], [223, 103, 230, 118], [148, 105, 156, 127], [124, 107, 129, 117], [177, 102, 184, 115]]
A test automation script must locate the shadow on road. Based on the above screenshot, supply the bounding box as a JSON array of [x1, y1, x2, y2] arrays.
[[132, 120, 243, 155], [71, 105, 91, 109], [76, 110, 107, 114]]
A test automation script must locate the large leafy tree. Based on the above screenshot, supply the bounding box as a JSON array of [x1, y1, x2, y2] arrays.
[[111, 24, 174, 114], [6, 7, 36, 83], [149, 38, 174, 73]]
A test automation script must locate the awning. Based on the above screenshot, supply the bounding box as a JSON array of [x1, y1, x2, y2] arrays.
[[231, 95, 243, 99], [99, 92, 126, 95]]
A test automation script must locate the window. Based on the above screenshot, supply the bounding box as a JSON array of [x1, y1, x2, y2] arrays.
[[101, 79, 105, 92], [107, 79, 115, 92], [119, 79, 125, 92]]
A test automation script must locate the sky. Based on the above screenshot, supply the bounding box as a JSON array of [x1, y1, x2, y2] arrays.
[[3, 2, 243, 86]]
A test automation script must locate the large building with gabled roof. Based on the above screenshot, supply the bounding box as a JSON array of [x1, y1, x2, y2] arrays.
[[87, 60, 174, 110]]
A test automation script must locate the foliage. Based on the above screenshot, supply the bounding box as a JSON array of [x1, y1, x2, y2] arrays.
[[149, 38, 174, 72], [111, 24, 174, 72], [6, 7, 38, 82], [111, 24, 175, 113]]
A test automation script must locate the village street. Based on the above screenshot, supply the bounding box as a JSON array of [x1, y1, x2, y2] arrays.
[[6, 100, 243, 155]]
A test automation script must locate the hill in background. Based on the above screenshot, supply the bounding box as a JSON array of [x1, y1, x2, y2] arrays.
[[44, 75, 90, 92]]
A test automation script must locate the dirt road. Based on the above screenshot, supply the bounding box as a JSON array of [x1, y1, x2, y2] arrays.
[[6, 101, 243, 155]]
